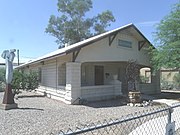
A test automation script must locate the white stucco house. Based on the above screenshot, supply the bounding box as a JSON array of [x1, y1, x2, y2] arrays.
[[16, 23, 160, 104]]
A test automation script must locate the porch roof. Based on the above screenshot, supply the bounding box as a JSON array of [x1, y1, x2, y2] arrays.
[[16, 23, 153, 68]]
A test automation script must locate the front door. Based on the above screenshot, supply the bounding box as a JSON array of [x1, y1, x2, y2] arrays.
[[95, 66, 104, 85]]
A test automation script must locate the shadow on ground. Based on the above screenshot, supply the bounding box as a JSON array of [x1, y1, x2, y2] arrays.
[[142, 91, 180, 101], [84, 91, 180, 108], [83, 96, 128, 108], [17, 107, 44, 111], [17, 94, 45, 98]]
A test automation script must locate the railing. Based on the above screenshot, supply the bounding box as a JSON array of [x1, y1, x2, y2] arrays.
[[56, 103, 180, 135]]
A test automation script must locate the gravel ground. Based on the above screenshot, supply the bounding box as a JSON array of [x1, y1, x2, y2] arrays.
[[0, 91, 162, 135]]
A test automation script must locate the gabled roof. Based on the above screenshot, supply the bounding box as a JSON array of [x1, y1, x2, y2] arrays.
[[17, 23, 153, 68]]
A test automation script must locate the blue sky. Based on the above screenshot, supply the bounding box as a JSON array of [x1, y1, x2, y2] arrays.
[[0, 0, 179, 63]]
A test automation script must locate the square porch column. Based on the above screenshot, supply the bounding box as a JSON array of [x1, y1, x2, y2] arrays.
[[151, 70, 161, 94], [65, 62, 81, 104]]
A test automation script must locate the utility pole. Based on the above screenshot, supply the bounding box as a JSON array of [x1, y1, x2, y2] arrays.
[[17, 49, 20, 66]]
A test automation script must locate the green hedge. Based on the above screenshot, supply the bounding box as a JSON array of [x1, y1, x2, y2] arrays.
[[0, 68, 5, 92], [0, 68, 39, 95], [12, 70, 39, 95]]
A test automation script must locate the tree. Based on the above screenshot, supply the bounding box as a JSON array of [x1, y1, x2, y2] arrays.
[[151, 2, 180, 70], [46, 0, 115, 48]]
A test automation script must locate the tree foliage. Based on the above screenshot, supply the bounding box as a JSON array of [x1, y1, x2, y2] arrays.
[[151, 2, 180, 70], [46, 0, 115, 48]]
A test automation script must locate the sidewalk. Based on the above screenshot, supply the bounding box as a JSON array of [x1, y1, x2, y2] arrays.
[[153, 99, 179, 106]]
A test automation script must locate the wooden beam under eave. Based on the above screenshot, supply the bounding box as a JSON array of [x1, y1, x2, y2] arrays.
[[138, 41, 146, 51], [72, 49, 81, 62], [109, 32, 118, 46]]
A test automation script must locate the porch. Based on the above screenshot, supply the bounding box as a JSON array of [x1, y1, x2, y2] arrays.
[[36, 61, 160, 104], [64, 62, 160, 104]]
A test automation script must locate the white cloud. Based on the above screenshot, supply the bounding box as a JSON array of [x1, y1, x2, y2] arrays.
[[136, 21, 159, 27]]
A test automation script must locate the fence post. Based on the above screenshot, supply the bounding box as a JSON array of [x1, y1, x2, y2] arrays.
[[166, 108, 175, 135], [168, 108, 172, 124]]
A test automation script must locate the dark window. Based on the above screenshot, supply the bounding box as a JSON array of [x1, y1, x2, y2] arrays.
[[95, 66, 104, 85], [118, 40, 132, 48], [38, 67, 42, 83], [58, 64, 66, 86]]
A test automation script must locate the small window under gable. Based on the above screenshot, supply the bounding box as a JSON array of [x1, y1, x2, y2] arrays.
[[118, 39, 132, 48]]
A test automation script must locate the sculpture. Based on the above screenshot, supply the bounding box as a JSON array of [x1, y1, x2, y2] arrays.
[[1, 49, 16, 84], [0, 49, 17, 109]]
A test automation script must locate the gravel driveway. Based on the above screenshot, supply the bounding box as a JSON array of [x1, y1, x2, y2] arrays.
[[0, 91, 161, 135]]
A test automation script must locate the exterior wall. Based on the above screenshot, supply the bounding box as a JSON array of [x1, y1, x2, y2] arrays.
[[81, 84, 122, 101], [41, 59, 57, 88], [76, 32, 151, 67], [21, 63, 41, 73], [21, 54, 71, 103], [37, 85, 66, 101], [138, 84, 157, 94], [139, 71, 161, 94]]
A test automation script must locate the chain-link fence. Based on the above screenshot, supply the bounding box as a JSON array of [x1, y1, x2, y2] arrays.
[[56, 103, 180, 135]]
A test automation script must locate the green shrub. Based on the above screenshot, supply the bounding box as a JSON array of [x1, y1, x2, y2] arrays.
[[0, 82, 5, 92], [12, 70, 39, 96], [173, 73, 180, 89], [0, 68, 5, 92], [25, 71, 39, 90], [161, 78, 174, 90], [0, 68, 39, 95], [0, 68, 5, 82]]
